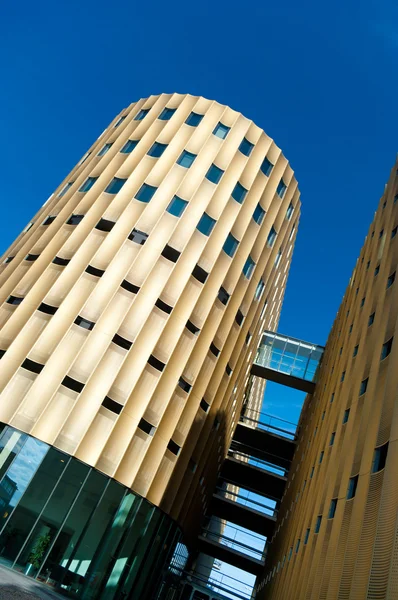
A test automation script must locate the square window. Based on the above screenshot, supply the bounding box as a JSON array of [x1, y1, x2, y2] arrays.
[[381, 337, 393, 360], [177, 150, 196, 168], [197, 213, 216, 236], [223, 233, 239, 257], [105, 177, 127, 194], [267, 226, 277, 247], [359, 377, 368, 395], [128, 229, 148, 245], [166, 196, 188, 217], [261, 156, 273, 176], [368, 312, 375, 326], [135, 183, 157, 203], [253, 203, 265, 224], [185, 112, 203, 127], [232, 182, 248, 203], [239, 137, 254, 156], [387, 272, 396, 288], [159, 107, 176, 120], [135, 108, 149, 121], [148, 142, 167, 158], [98, 143, 113, 156], [206, 164, 224, 184], [243, 256, 255, 279], [213, 122, 230, 139], [121, 139, 138, 154], [277, 179, 287, 198], [79, 177, 97, 192]]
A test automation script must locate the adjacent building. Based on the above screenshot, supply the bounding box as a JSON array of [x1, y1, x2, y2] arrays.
[[0, 93, 299, 598]]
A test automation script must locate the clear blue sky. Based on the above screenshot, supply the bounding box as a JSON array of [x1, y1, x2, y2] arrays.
[[1, 0, 398, 348]]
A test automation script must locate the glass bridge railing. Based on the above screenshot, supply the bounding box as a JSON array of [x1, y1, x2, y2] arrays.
[[254, 330, 324, 383]]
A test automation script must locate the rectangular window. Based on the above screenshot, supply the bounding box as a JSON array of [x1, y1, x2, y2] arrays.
[[253, 203, 265, 224], [42, 215, 56, 226], [177, 150, 196, 168], [58, 182, 74, 197], [372, 442, 389, 473], [381, 337, 393, 360], [322, 411, 326, 421], [267, 226, 277, 247], [223, 233, 239, 257], [379, 229, 384, 238], [243, 256, 255, 279], [128, 229, 148, 245], [359, 377, 368, 395], [347, 475, 358, 499], [395, 194, 398, 204], [148, 142, 167, 157], [304, 528, 310, 545], [319, 451, 324, 464], [274, 249, 282, 268], [295, 539, 301, 553], [218, 287, 230, 305], [277, 179, 287, 198], [98, 143, 113, 156], [315, 515, 322, 533], [105, 177, 127, 194], [239, 137, 254, 156], [67, 214, 84, 225], [374, 265, 380, 276], [135, 108, 149, 121], [330, 432, 336, 446], [341, 371, 345, 382], [197, 213, 216, 236], [135, 183, 157, 203], [353, 345, 358, 357], [387, 272, 396, 288], [232, 182, 248, 203], [368, 312, 375, 326], [206, 164, 224, 184], [286, 202, 294, 220], [343, 408, 350, 423], [114, 115, 126, 127], [159, 107, 176, 120], [79, 177, 97, 192], [328, 498, 337, 519], [255, 279, 265, 300], [166, 196, 188, 217], [261, 156, 273, 176], [310, 466, 315, 478], [120, 139, 138, 154], [366, 260, 371, 270], [213, 122, 230, 139], [185, 112, 203, 127], [331, 393, 334, 403]]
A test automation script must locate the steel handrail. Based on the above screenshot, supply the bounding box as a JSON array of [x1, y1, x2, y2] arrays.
[[214, 486, 277, 515], [201, 529, 265, 558]]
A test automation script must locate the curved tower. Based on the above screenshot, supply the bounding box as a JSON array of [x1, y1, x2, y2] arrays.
[[0, 93, 299, 597]]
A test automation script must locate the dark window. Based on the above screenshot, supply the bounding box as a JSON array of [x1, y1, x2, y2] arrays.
[[349, 324, 353, 333], [38, 302, 58, 315], [310, 466, 315, 478], [185, 112, 203, 127], [226, 364, 232, 376], [61, 375, 84, 393], [112, 333, 132, 350], [155, 298, 173, 314], [197, 213, 216, 236], [206, 164, 224, 184], [330, 432, 336, 446], [58, 182, 74, 197], [121, 280, 140, 294], [138, 418, 156, 435], [260, 157, 273, 176], [115, 115, 126, 126], [267, 226, 277, 247], [387, 272, 396, 288], [120, 139, 138, 154], [79, 177, 97, 192], [368, 312, 375, 326], [74, 316, 95, 330], [186, 320, 200, 335], [21, 358, 44, 374], [322, 411, 326, 421], [148, 142, 167, 158], [159, 107, 176, 120], [315, 515, 322, 533], [167, 439, 181, 455], [353, 345, 359, 357], [223, 233, 239, 257], [95, 218, 115, 232], [366, 261, 371, 270], [395, 194, 398, 204], [371, 231, 374, 238], [379, 229, 384, 238], [383, 201, 387, 209], [255, 279, 265, 300], [67, 214, 84, 225], [218, 287, 230, 305], [381, 337, 393, 360], [253, 203, 265, 224], [343, 408, 350, 424], [286, 202, 294, 220], [213, 122, 230, 139], [304, 528, 310, 545], [135, 183, 157, 203], [135, 108, 149, 121], [161, 245, 180, 263], [328, 498, 337, 519], [277, 179, 287, 198], [274, 249, 282, 268], [128, 229, 148, 245], [359, 377, 368, 395], [239, 137, 254, 156], [105, 177, 127, 194], [192, 264, 208, 283], [6, 295, 23, 305], [374, 265, 380, 276], [232, 182, 248, 204], [296, 539, 301, 553], [245, 332, 252, 345], [148, 355, 166, 372], [102, 396, 123, 414], [319, 451, 324, 464], [167, 196, 188, 217], [243, 256, 255, 279], [200, 398, 210, 412], [25, 254, 39, 262], [177, 150, 196, 168], [235, 310, 244, 326], [98, 143, 113, 156], [188, 459, 197, 473], [341, 371, 345, 382], [210, 343, 220, 357], [372, 442, 389, 473], [42, 215, 56, 226], [392, 226, 398, 239], [288, 547, 293, 560], [360, 297, 365, 307], [4, 256, 14, 263], [178, 377, 191, 393], [347, 475, 358, 499], [52, 256, 70, 266]]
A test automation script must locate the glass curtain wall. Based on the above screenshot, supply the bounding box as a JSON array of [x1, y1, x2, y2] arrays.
[[0, 423, 181, 600]]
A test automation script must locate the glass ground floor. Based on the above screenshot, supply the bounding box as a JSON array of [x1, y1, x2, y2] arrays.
[[0, 423, 182, 599]]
